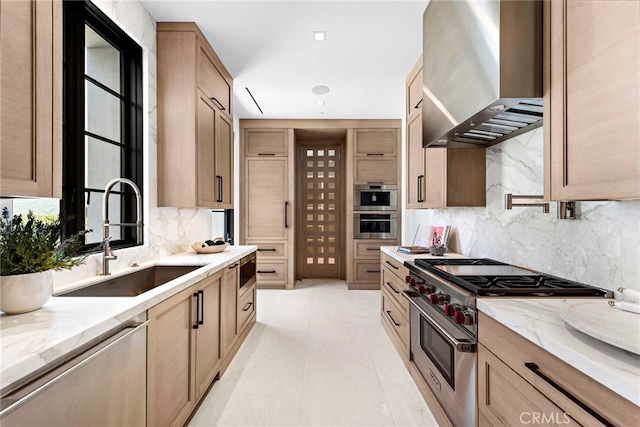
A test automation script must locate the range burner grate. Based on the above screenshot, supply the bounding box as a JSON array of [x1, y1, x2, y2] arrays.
[[415, 258, 507, 267], [451, 275, 609, 296]]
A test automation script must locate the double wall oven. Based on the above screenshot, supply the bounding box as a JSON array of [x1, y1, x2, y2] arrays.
[[353, 184, 397, 239], [402, 258, 611, 427]]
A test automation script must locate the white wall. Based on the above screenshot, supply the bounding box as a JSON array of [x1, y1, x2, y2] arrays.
[[52, 0, 213, 288], [403, 127, 640, 293]]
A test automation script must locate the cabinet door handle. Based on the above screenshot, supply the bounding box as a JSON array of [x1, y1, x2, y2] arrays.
[[385, 310, 401, 327], [228, 263, 239, 269], [414, 99, 423, 109], [216, 175, 223, 203], [242, 302, 253, 312], [258, 248, 277, 252], [385, 260, 399, 270], [386, 281, 400, 294], [210, 97, 226, 111], [284, 201, 289, 228], [198, 290, 204, 325], [258, 270, 276, 274], [193, 292, 200, 329], [366, 270, 381, 273], [418, 175, 424, 203], [366, 153, 384, 156], [524, 362, 612, 426]]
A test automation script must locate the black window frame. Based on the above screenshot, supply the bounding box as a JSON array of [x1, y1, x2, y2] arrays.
[[62, 0, 143, 252]]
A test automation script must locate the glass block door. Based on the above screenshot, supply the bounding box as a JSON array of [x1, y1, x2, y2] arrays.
[[297, 145, 343, 279]]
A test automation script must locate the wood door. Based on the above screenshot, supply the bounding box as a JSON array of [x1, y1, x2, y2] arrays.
[[195, 271, 221, 401], [147, 286, 196, 427], [406, 112, 425, 207], [547, 0, 640, 200], [297, 144, 344, 279], [197, 93, 217, 207], [0, 0, 61, 198], [245, 157, 288, 239], [215, 112, 233, 207]]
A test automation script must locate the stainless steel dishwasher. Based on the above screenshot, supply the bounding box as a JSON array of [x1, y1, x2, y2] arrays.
[[0, 314, 148, 426]]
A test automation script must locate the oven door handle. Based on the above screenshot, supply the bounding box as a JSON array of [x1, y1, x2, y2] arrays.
[[403, 291, 476, 352]]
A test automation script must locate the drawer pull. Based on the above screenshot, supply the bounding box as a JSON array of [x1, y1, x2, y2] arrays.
[[366, 270, 381, 274], [242, 302, 253, 312], [258, 270, 277, 274], [366, 153, 384, 156], [366, 248, 380, 251], [228, 263, 239, 270], [385, 260, 399, 270], [524, 362, 612, 426], [257, 153, 276, 156], [385, 310, 401, 327], [209, 97, 226, 111], [257, 248, 277, 252], [386, 281, 399, 294]]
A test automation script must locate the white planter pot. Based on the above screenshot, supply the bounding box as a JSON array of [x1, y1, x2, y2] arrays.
[[0, 270, 53, 314]]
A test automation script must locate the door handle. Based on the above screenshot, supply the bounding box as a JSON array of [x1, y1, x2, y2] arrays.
[[418, 175, 424, 203], [242, 302, 253, 312], [284, 201, 289, 228], [193, 292, 200, 329], [216, 175, 223, 203], [210, 97, 226, 111], [198, 290, 204, 325]]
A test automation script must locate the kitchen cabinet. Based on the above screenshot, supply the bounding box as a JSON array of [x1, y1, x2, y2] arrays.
[[478, 312, 639, 427], [545, 0, 640, 201], [0, 0, 61, 198], [353, 128, 399, 185], [157, 22, 233, 208], [405, 57, 486, 209], [221, 262, 239, 359], [380, 252, 410, 360], [350, 240, 397, 289], [241, 128, 293, 289], [147, 271, 222, 427]]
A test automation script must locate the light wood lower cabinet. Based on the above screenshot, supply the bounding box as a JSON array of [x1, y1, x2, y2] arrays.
[[478, 312, 639, 427], [221, 262, 239, 358], [148, 271, 223, 427], [380, 253, 410, 359]]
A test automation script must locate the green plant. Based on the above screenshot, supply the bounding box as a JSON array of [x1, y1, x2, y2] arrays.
[[0, 208, 90, 276]]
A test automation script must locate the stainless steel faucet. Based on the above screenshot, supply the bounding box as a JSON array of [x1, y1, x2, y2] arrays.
[[102, 178, 143, 275]]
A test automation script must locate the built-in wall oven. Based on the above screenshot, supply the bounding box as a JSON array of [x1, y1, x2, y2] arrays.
[[353, 212, 397, 239], [354, 184, 397, 211]]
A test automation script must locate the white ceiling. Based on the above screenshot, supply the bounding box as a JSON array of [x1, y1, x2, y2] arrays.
[[139, 0, 428, 119]]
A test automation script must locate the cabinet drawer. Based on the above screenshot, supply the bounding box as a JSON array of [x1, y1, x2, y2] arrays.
[[381, 268, 410, 318], [354, 240, 396, 259], [248, 241, 287, 258], [237, 285, 256, 333], [256, 261, 287, 284], [380, 252, 408, 281], [244, 129, 288, 156], [198, 46, 230, 113], [353, 129, 397, 156], [381, 287, 410, 354], [354, 260, 381, 283], [354, 157, 397, 184]]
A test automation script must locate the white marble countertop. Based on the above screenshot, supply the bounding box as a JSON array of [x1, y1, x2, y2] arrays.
[[0, 245, 256, 393], [478, 298, 640, 407], [380, 246, 466, 264]]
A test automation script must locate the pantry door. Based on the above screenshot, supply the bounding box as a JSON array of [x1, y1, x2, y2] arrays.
[[296, 144, 344, 279]]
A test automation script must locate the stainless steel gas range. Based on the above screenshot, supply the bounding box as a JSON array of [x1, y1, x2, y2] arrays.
[[403, 257, 611, 427]]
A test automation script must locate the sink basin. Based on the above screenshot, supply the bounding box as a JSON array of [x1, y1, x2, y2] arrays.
[[58, 265, 200, 297]]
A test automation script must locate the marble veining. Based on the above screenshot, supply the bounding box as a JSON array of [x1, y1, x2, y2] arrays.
[[477, 298, 640, 406], [1, 246, 256, 393], [404, 127, 640, 293]]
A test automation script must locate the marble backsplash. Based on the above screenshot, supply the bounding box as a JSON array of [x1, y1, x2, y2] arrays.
[[403, 127, 640, 293]]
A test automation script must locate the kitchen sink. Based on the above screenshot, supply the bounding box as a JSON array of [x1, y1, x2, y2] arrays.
[[58, 265, 200, 297]]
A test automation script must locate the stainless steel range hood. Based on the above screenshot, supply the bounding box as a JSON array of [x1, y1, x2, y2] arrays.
[[422, 0, 543, 148]]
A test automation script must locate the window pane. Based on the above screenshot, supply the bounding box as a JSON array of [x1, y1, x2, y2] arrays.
[[85, 136, 121, 190], [85, 191, 121, 244], [85, 81, 121, 142], [85, 25, 121, 93]]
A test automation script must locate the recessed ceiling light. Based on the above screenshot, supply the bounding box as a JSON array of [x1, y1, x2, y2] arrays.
[[313, 31, 326, 41], [312, 85, 330, 95], [317, 100, 325, 106]]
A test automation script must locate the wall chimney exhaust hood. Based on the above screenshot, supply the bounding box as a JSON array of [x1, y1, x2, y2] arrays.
[[422, 0, 543, 148]]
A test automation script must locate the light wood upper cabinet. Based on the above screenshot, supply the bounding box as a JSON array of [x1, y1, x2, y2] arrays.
[[157, 22, 233, 208], [0, 0, 61, 198], [353, 128, 398, 157], [405, 57, 486, 209], [244, 129, 288, 156], [545, 0, 640, 201]]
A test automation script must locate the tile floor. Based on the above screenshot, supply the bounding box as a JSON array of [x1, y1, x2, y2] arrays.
[[188, 279, 438, 427]]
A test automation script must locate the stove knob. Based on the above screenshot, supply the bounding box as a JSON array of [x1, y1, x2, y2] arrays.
[[444, 304, 456, 316], [409, 278, 416, 287], [416, 284, 426, 294], [429, 293, 440, 304], [405, 275, 412, 284], [454, 310, 473, 325]]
